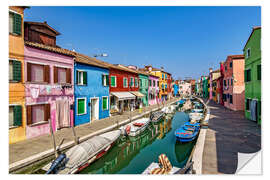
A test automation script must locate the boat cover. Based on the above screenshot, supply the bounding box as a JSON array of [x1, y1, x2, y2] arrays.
[[65, 136, 111, 169]]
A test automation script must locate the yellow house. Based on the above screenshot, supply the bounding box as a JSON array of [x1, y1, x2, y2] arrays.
[[142, 66, 170, 101], [9, 6, 28, 144]]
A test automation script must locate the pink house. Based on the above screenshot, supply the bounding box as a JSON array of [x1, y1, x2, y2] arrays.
[[24, 21, 75, 139], [148, 74, 160, 105], [223, 55, 245, 111]]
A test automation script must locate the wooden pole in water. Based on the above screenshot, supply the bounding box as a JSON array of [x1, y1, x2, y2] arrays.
[[49, 118, 58, 158], [71, 123, 79, 145]]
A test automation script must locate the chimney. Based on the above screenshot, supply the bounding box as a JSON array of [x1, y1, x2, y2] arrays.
[[161, 67, 164, 71], [209, 68, 213, 73], [44, 21, 47, 24]]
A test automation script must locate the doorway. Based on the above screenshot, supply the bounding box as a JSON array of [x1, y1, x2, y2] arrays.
[[90, 98, 99, 121]]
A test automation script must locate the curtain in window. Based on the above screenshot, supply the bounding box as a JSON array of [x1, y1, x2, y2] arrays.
[[31, 64, 44, 82], [58, 68, 67, 83], [32, 105, 45, 124]]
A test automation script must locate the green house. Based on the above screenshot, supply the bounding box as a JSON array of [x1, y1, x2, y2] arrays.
[[243, 27, 261, 125], [202, 76, 209, 98], [139, 73, 149, 106]]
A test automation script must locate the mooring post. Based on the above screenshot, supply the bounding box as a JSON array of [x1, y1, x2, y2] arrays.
[[49, 118, 58, 158], [71, 124, 79, 145]]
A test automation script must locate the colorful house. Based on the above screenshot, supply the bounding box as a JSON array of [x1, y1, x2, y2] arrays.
[[9, 6, 28, 144], [173, 80, 180, 97], [209, 69, 221, 102], [24, 21, 74, 139], [74, 53, 110, 126], [223, 55, 245, 111], [243, 27, 261, 124], [217, 62, 225, 105], [179, 80, 191, 97], [202, 76, 209, 98], [148, 74, 160, 105], [109, 64, 143, 114]]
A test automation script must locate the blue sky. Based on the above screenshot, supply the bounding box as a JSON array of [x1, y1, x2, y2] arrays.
[[24, 6, 261, 80]]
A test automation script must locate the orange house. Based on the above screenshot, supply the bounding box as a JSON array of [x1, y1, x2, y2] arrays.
[[9, 6, 28, 144]]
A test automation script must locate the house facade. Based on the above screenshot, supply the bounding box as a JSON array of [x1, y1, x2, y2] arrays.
[[202, 76, 209, 98], [173, 80, 180, 97], [223, 55, 245, 111], [24, 22, 74, 139], [217, 62, 225, 105], [9, 6, 27, 144], [109, 65, 142, 114], [243, 27, 261, 124], [148, 74, 160, 105], [138, 73, 149, 107], [179, 80, 191, 97], [74, 54, 110, 126]]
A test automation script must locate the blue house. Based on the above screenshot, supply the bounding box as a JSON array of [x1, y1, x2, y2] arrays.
[[74, 53, 110, 126], [173, 83, 179, 97]]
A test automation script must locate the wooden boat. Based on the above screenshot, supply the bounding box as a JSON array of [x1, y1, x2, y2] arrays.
[[191, 109, 204, 113], [120, 118, 151, 137], [189, 112, 203, 122], [150, 111, 165, 123], [175, 122, 200, 143], [43, 130, 121, 174]]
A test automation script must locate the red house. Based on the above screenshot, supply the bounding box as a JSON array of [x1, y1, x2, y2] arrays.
[[217, 61, 225, 105], [109, 64, 142, 114]]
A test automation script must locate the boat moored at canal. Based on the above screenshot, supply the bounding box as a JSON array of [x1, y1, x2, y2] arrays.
[[120, 117, 151, 137], [175, 122, 200, 143], [150, 111, 165, 123]]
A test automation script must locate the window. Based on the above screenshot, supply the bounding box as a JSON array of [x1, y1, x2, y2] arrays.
[[230, 62, 233, 68], [245, 69, 251, 82], [157, 81, 159, 87], [9, 12, 22, 35], [102, 97, 109, 110], [9, 60, 21, 82], [55, 67, 71, 84], [123, 77, 128, 88], [130, 77, 134, 87], [153, 80, 156, 87], [231, 79, 233, 86], [165, 74, 167, 79], [135, 78, 138, 87], [77, 98, 86, 115], [9, 105, 22, 128], [149, 79, 152, 87], [246, 99, 251, 111], [139, 79, 142, 87], [257, 64, 261, 80], [223, 94, 227, 101], [229, 95, 233, 104], [27, 104, 50, 125], [223, 80, 227, 86], [102, 74, 109, 86], [27, 63, 50, 83], [110, 76, 116, 87], [212, 92, 216, 97], [246, 48, 251, 58], [77, 71, 87, 85], [162, 74, 164, 79], [225, 66, 227, 71]]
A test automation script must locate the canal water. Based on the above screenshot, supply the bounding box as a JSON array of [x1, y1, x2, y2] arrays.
[[80, 110, 195, 174]]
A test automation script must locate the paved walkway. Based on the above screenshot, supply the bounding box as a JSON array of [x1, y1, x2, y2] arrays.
[[9, 98, 179, 167], [202, 99, 261, 174]]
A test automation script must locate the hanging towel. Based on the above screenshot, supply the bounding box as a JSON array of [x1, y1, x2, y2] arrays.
[[30, 87, 39, 99], [56, 99, 70, 129]]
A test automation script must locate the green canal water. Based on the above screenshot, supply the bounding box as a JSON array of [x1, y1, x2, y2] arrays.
[[80, 111, 195, 174]]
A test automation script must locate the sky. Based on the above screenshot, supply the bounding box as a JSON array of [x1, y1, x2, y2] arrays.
[[23, 6, 261, 80]]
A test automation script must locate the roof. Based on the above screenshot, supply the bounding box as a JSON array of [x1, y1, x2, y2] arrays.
[[110, 64, 139, 74], [243, 26, 261, 50], [24, 21, 61, 35], [141, 66, 172, 75], [227, 54, 245, 60], [25, 41, 75, 56], [74, 53, 110, 69]]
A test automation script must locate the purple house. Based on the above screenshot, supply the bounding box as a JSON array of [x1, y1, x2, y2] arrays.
[[148, 74, 160, 105], [24, 21, 75, 139]]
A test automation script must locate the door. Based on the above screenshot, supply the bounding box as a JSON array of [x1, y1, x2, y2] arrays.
[[90, 98, 99, 121]]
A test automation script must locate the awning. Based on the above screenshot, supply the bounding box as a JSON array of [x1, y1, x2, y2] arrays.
[[130, 91, 145, 98], [110, 92, 135, 100]]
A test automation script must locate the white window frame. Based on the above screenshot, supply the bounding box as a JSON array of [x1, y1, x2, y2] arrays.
[[111, 76, 117, 87], [102, 96, 109, 111], [77, 97, 87, 115], [246, 48, 251, 58], [102, 73, 109, 86], [123, 77, 128, 88], [77, 70, 86, 86], [130, 77, 134, 87]]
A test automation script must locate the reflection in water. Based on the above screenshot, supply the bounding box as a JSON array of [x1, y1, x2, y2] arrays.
[[80, 110, 194, 174]]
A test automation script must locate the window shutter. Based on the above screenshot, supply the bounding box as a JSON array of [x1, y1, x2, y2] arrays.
[[44, 65, 50, 83], [66, 68, 71, 84], [13, 13, 22, 35], [103, 97, 107, 110], [106, 75, 109, 86], [27, 63, 32, 82], [44, 104, 51, 121], [76, 70, 79, 84], [102, 74, 105, 86], [26, 106, 32, 125], [13, 105, 22, 126], [111, 77, 115, 87], [54, 66, 58, 83], [83, 71, 87, 85], [12, 60, 21, 82], [257, 65, 261, 80]]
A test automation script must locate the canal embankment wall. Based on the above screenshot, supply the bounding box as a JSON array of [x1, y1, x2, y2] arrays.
[[191, 97, 210, 174], [9, 98, 180, 173]]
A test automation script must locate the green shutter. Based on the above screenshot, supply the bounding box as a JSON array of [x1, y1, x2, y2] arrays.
[[83, 71, 87, 85], [13, 13, 22, 35], [13, 105, 22, 126], [12, 60, 21, 82], [106, 75, 109, 86], [78, 99, 85, 115], [76, 71, 79, 84], [257, 65, 261, 80], [103, 97, 108, 110], [102, 74, 105, 86], [244, 70, 247, 82], [111, 76, 115, 87]]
